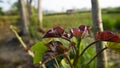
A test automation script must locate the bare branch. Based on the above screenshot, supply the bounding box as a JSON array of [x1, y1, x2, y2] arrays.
[[10, 25, 34, 57]]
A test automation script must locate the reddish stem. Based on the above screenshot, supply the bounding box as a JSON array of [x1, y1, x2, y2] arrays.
[[86, 47, 108, 65]]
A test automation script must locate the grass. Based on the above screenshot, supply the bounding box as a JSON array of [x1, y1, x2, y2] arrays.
[[0, 12, 120, 30], [43, 12, 92, 29], [102, 13, 120, 31]]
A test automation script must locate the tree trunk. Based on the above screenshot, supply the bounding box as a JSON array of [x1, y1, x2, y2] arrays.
[[38, 0, 43, 28], [91, 0, 108, 68], [38, 0, 45, 33], [27, 0, 32, 21], [19, 0, 29, 35]]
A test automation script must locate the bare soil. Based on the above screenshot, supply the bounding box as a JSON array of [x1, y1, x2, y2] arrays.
[[0, 24, 39, 68]]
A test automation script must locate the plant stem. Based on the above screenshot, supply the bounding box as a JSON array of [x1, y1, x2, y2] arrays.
[[73, 38, 81, 67], [10, 26, 46, 68], [61, 37, 77, 55], [54, 58, 60, 68], [65, 56, 74, 68], [86, 47, 108, 65], [61, 37, 71, 42], [72, 46, 76, 55], [79, 40, 99, 57], [10, 25, 34, 57]]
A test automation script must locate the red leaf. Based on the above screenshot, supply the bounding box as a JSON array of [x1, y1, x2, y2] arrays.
[[42, 41, 68, 63], [46, 41, 63, 52], [46, 41, 68, 54], [42, 50, 57, 63], [79, 25, 90, 32], [43, 26, 65, 38], [63, 32, 72, 39], [70, 25, 91, 38], [96, 31, 120, 43], [70, 28, 82, 38]]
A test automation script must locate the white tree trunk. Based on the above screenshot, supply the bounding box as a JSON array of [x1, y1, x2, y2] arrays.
[[19, 0, 29, 35], [91, 0, 108, 68], [38, 0, 43, 29]]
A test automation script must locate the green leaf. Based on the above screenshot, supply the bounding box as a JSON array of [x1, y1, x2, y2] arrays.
[[107, 42, 120, 54], [31, 41, 47, 64], [61, 59, 70, 68]]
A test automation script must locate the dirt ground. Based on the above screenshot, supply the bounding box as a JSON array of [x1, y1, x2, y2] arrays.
[[0, 24, 120, 68], [0, 24, 39, 68]]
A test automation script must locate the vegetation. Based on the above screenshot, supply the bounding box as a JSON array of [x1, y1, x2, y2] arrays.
[[10, 25, 120, 68], [114, 18, 120, 30], [0, 6, 120, 68]]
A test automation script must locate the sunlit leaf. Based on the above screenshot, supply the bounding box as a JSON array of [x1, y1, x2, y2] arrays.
[[31, 41, 47, 64], [61, 59, 70, 68], [107, 42, 120, 54]]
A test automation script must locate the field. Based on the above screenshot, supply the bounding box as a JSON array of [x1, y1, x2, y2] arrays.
[[43, 12, 92, 29], [0, 12, 120, 30]]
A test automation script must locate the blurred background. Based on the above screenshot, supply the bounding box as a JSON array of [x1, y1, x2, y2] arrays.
[[0, 0, 120, 68]]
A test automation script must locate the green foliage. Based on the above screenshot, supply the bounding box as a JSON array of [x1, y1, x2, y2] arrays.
[[31, 41, 47, 64], [102, 17, 114, 30], [107, 42, 120, 54], [73, 38, 96, 68], [29, 25, 39, 40], [0, 7, 4, 15], [43, 13, 92, 29], [105, 32, 120, 54], [61, 59, 70, 68], [6, 2, 20, 15], [106, 9, 120, 14], [0, 65, 4, 68], [1, 11, 120, 31], [31, 15, 39, 25], [102, 7, 120, 14], [102, 13, 120, 31], [114, 18, 120, 30], [45, 12, 65, 16]]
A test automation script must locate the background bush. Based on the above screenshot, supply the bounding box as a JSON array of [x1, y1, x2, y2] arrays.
[[114, 18, 120, 31], [102, 17, 114, 31]]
